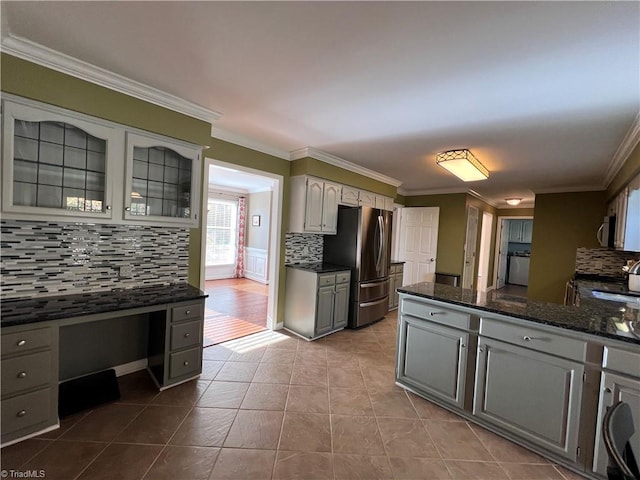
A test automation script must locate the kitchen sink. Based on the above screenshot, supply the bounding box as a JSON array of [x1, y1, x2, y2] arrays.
[[591, 290, 640, 304]]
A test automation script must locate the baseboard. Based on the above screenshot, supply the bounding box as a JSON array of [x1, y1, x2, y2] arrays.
[[244, 272, 269, 284], [113, 358, 148, 377]]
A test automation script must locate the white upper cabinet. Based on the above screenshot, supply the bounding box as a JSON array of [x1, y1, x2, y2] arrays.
[[124, 132, 201, 226], [2, 98, 118, 221], [321, 181, 340, 234], [289, 176, 341, 234], [340, 186, 360, 206], [358, 190, 375, 207]]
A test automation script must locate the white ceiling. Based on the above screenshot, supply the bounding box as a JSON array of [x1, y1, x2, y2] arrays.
[[2, 2, 639, 207], [208, 164, 275, 194]]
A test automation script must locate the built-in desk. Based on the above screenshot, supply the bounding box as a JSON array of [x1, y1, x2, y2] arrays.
[[0, 283, 207, 446]]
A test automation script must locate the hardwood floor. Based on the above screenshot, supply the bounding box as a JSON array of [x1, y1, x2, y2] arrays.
[[203, 278, 268, 347], [495, 284, 528, 297]]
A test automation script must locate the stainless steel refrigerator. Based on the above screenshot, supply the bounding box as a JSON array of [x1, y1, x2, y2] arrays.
[[323, 206, 392, 328]]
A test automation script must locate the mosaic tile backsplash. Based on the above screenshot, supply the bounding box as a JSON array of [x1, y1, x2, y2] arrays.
[[1, 220, 189, 299], [285, 233, 323, 264], [575, 247, 640, 277]]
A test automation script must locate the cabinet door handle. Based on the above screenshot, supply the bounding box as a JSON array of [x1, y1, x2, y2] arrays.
[[429, 311, 445, 316], [478, 346, 485, 353], [105, 205, 112, 210], [605, 387, 613, 394], [16, 339, 27, 347], [17, 371, 27, 379], [183, 361, 190, 366], [522, 336, 534, 342], [186, 310, 191, 315], [125, 206, 131, 211], [184, 333, 191, 338], [16, 410, 27, 418], [460, 343, 467, 348]]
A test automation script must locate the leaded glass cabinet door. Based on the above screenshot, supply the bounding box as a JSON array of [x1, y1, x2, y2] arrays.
[[124, 132, 201, 226], [2, 100, 116, 220]]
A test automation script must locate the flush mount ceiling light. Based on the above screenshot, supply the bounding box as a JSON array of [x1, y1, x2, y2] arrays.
[[435, 149, 489, 182], [505, 198, 522, 206]]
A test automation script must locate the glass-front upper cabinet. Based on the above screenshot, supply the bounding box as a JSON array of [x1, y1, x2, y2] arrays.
[[124, 132, 201, 226], [1, 99, 117, 220]]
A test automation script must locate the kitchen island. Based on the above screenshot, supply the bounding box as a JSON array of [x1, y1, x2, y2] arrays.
[[395, 282, 639, 479]]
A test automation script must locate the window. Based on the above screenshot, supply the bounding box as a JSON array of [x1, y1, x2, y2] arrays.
[[206, 198, 238, 266]]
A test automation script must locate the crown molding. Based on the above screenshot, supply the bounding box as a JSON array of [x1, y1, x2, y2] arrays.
[[212, 127, 290, 160], [397, 186, 469, 196], [532, 184, 605, 194], [1, 34, 222, 125], [604, 111, 640, 188], [290, 147, 403, 187]]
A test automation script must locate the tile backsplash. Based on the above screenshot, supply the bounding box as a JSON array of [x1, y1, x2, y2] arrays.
[[575, 247, 640, 277], [285, 233, 323, 264], [1, 220, 189, 299]]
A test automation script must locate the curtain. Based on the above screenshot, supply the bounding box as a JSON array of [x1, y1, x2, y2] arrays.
[[235, 196, 246, 278]]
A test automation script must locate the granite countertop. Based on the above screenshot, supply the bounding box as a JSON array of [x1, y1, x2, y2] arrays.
[[390, 260, 405, 264], [397, 281, 640, 345], [1, 283, 208, 328], [286, 262, 352, 273]]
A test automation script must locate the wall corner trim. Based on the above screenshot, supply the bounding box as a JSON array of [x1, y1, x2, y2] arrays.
[[605, 111, 640, 188], [1, 35, 222, 125]]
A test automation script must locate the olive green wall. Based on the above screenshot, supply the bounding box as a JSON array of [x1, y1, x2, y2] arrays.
[[291, 157, 397, 197], [404, 193, 468, 275], [607, 142, 640, 200], [528, 191, 606, 304]]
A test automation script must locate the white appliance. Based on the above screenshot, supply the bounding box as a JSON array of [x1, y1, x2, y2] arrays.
[[508, 256, 530, 286]]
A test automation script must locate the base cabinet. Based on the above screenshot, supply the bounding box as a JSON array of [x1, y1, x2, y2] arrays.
[[474, 337, 584, 461], [388, 263, 404, 310]]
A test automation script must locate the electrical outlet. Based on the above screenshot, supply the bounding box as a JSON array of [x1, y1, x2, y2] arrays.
[[595, 260, 603, 270]]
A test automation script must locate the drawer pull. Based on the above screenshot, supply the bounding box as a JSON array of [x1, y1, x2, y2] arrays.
[[429, 311, 445, 316], [16, 410, 27, 418], [17, 371, 27, 379], [186, 310, 191, 315], [17, 339, 27, 347], [183, 361, 190, 366], [523, 336, 534, 342], [184, 333, 191, 338], [605, 387, 613, 394]]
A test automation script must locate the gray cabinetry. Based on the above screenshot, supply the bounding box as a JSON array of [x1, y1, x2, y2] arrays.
[[397, 314, 468, 408], [1, 325, 58, 445], [508, 219, 533, 243], [284, 268, 350, 340], [474, 336, 584, 461], [388, 263, 404, 310], [289, 176, 340, 234]]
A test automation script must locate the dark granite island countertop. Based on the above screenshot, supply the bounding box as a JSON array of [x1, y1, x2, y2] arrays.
[[397, 282, 640, 345], [1, 283, 208, 327]]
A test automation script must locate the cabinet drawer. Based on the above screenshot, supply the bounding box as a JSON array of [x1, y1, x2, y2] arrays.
[[479, 317, 586, 362], [170, 321, 201, 351], [169, 348, 202, 379], [401, 299, 470, 331], [1, 351, 52, 397], [390, 265, 398, 274], [1, 327, 52, 356], [318, 274, 336, 287], [1, 388, 52, 435], [335, 272, 350, 284], [603, 346, 640, 378], [172, 303, 203, 323]]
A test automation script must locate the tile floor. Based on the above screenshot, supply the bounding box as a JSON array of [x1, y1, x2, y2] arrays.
[[1, 311, 588, 480]]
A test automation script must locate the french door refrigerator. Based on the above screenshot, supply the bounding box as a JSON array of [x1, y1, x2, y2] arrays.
[[323, 206, 392, 328]]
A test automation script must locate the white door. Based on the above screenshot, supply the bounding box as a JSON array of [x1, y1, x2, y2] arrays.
[[496, 219, 510, 289], [462, 206, 479, 289], [477, 212, 494, 291], [398, 207, 439, 285]]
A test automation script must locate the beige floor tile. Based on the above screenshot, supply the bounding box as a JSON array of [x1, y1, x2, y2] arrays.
[[333, 454, 393, 480], [407, 393, 464, 421], [76, 443, 162, 480], [331, 415, 385, 455], [143, 445, 219, 480], [215, 361, 259, 382], [116, 405, 190, 444], [209, 447, 276, 479], [361, 366, 402, 394], [470, 424, 549, 463], [388, 457, 453, 479], [266, 334, 299, 351], [329, 387, 374, 416], [325, 350, 359, 366], [295, 349, 328, 366], [224, 410, 284, 449], [273, 451, 333, 480], [370, 391, 418, 418], [499, 463, 566, 479], [170, 407, 237, 447], [424, 421, 493, 461], [445, 460, 509, 479], [328, 366, 366, 389], [554, 465, 590, 479], [150, 379, 210, 406], [352, 340, 383, 353], [261, 348, 296, 364], [0, 439, 52, 470], [376, 417, 439, 458], [200, 360, 226, 380], [202, 345, 233, 361], [61, 402, 143, 442], [290, 363, 328, 386], [279, 412, 331, 452], [227, 347, 266, 363], [241, 383, 289, 410], [252, 362, 293, 384], [22, 440, 106, 480], [286, 385, 329, 413], [197, 381, 250, 408]]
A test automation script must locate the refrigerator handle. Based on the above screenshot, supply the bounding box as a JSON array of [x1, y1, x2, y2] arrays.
[[376, 215, 384, 272]]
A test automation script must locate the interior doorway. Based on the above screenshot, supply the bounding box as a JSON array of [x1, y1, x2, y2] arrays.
[[493, 216, 533, 297], [477, 211, 494, 291], [200, 159, 283, 346], [462, 206, 479, 289]]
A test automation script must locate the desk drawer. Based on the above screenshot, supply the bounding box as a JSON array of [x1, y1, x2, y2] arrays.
[[335, 272, 350, 284], [169, 348, 202, 379], [2, 328, 52, 356], [1, 388, 51, 435], [401, 299, 470, 331], [170, 321, 201, 351], [318, 274, 336, 287], [1, 351, 52, 397], [172, 303, 203, 323], [480, 317, 587, 362]]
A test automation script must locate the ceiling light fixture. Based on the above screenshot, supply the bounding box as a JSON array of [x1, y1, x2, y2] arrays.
[[505, 198, 522, 206], [436, 149, 489, 182]]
